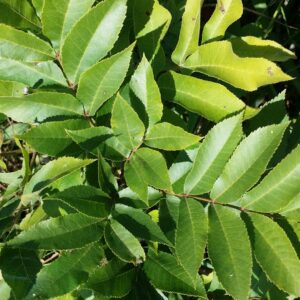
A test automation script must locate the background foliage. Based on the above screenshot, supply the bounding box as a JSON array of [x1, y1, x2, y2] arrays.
[[0, 0, 299, 299]]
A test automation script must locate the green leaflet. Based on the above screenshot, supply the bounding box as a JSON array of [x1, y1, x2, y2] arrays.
[[112, 204, 171, 245], [0, 80, 26, 96], [184, 41, 292, 91], [22, 157, 94, 198], [0, 59, 67, 87], [134, 0, 171, 65], [145, 122, 199, 151], [104, 219, 145, 264], [124, 148, 172, 200], [43, 185, 111, 218], [172, 0, 203, 65], [249, 214, 300, 296], [169, 145, 200, 193], [0, 0, 41, 30], [21, 119, 89, 157], [0, 92, 83, 123], [0, 248, 42, 300], [7, 213, 104, 250], [240, 144, 300, 212], [158, 71, 258, 122], [144, 251, 207, 298], [230, 36, 297, 62], [67, 126, 130, 160], [175, 198, 207, 277], [32, 0, 44, 17], [202, 0, 243, 43], [208, 206, 252, 300], [87, 258, 136, 298], [210, 123, 288, 203], [77, 44, 134, 116], [111, 94, 145, 152], [184, 114, 243, 195], [61, 0, 127, 83], [159, 196, 180, 245], [27, 245, 103, 299], [129, 55, 163, 129], [0, 24, 54, 62], [42, 0, 94, 50]]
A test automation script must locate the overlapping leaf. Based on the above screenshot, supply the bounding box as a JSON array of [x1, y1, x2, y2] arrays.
[[202, 0, 243, 43], [104, 219, 145, 264], [249, 214, 300, 296], [211, 123, 288, 203], [175, 198, 207, 277], [172, 0, 203, 65], [124, 148, 172, 200], [0, 24, 54, 61], [0, 92, 83, 123], [42, 0, 94, 50], [158, 71, 257, 122], [208, 206, 252, 300], [145, 122, 199, 150], [77, 44, 134, 116], [184, 41, 292, 91], [27, 245, 103, 299], [8, 213, 104, 250], [184, 114, 243, 195], [61, 0, 127, 83], [240, 144, 300, 212]]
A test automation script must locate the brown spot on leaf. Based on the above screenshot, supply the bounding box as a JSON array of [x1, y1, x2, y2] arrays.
[[267, 66, 274, 76], [219, 1, 226, 14]]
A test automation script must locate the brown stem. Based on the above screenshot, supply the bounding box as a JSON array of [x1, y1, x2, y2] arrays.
[[163, 190, 273, 216]]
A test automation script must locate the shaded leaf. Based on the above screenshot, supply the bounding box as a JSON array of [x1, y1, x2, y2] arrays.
[[202, 0, 243, 43], [249, 213, 300, 296], [87, 257, 136, 298], [172, 0, 203, 65], [8, 213, 104, 250], [230, 36, 296, 62], [27, 245, 103, 299], [43, 185, 111, 218], [104, 219, 145, 264], [22, 157, 94, 197], [112, 204, 171, 245], [0, 248, 42, 300], [21, 119, 89, 156], [111, 94, 145, 152], [124, 148, 171, 200], [129, 55, 163, 129], [144, 251, 207, 298]]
